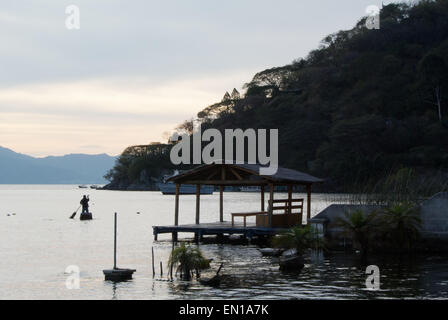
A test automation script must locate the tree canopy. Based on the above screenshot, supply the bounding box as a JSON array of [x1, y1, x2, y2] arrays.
[[106, 0, 448, 191]]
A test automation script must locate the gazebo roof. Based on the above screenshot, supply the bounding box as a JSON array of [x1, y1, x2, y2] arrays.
[[167, 163, 324, 186]]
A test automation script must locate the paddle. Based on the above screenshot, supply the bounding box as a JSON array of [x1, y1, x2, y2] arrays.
[[70, 205, 81, 219]]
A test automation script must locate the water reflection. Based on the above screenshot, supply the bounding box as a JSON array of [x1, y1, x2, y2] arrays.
[[160, 244, 448, 299], [1, 185, 447, 299]]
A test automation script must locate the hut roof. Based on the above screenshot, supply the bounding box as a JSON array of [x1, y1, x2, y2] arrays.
[[167, 163, 324, 186]]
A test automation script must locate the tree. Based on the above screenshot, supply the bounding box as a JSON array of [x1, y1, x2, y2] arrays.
[[169, 243, 210, 280], [418, 49, 448, 123], [272, 225, 324, 255], [335, 209, 379, 255], [380, 202, 422, 252], [175, 118, 195, 135], [222, 91, 231, 102], [231, 88, 241, 100]]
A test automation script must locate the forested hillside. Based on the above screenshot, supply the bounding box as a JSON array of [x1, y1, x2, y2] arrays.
[[105, 0, 448, 191]]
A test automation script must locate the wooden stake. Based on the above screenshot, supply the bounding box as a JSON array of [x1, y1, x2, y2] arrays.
[[160, 261, 163, 277], [152, 246, 155, 277], [114, 212, 117, 269], [170, 242, 174, 280]]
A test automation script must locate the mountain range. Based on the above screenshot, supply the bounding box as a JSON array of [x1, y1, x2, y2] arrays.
[[0, 146, 116, 184]]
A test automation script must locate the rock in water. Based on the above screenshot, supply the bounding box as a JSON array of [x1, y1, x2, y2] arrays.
[[282, 249, 297, 257], [200, 263, 223, 286], [199, 275, 221, 287], [279, 253, 304, 271]]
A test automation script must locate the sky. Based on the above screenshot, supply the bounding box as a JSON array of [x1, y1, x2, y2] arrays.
[[0, 0, 406, 157]]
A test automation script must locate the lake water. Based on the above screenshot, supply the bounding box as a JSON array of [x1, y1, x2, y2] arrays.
[[0, 185, 447, 300]]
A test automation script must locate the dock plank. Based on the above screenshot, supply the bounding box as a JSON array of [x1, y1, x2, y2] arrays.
[[152, 221, 287, 240]]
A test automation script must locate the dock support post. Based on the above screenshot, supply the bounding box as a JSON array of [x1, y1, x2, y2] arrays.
[[170, 241, 174, 280], [247, 231, 253, 245], [306, 184, 312, 223], [173, 184, 180, 241], [219, 185, 224, 222], [268, 184, 274, 227], [195, 184, 200, 225], [261, 185, 265, 211], [287, 185, 292, 214]]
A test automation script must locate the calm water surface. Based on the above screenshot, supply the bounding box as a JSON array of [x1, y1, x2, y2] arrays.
[[0, 185, 447, 300]]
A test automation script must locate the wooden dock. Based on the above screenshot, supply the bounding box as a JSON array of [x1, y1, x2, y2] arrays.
[[152, 221, 287, 241], [153, 163, 323, 242]]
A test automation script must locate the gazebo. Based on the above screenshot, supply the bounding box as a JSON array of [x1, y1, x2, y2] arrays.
[[152, 163, 324, 241]]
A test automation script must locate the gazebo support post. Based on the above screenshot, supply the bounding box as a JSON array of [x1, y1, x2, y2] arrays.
[[195, 184, 200, 242], [261, 185, 265, 211], [219, 185, 224, 222], [268, 184, 274, 227], [287, 185, 292, 214], [173, 183, 180, 242], [195, 184, 200, 224], [306, 184, 311, 223]]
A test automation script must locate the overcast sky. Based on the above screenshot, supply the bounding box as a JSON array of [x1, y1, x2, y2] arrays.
[[0, 0, 405, 157]]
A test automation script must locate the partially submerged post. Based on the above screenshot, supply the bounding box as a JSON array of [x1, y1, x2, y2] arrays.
[[103, 212, 136, 281], [160, 261, 163, 277], [152, 246, 155, 277]]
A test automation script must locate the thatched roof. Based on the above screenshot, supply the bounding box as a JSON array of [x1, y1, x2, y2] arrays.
[[167, 163, 324, 186]]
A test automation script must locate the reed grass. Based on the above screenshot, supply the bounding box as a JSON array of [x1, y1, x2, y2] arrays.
[[324, 167, 448, 206]]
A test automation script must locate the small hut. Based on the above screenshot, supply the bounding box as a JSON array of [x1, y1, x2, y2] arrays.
[[153, 163, 324, 241]]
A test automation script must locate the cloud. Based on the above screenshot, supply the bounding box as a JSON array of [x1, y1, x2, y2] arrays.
[[0, 71, 255, 156], [0, 0, 397, 156]]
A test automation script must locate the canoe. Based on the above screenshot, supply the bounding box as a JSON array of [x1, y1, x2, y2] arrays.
[[80, 212, 93, 220], [279, 254, 304, 271]]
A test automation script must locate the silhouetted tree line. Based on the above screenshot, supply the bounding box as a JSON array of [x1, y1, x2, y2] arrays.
[[105, 0, 448, 191]]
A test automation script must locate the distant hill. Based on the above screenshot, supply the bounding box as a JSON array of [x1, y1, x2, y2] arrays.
[[0, 146, 116, 184]]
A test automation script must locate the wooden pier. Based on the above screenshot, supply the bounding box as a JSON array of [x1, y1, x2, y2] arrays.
[[152, 221, 287, 241], [152, 163, 323, 242]]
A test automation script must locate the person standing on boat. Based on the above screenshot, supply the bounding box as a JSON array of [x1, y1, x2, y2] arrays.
[[80, 195, 90, 214]]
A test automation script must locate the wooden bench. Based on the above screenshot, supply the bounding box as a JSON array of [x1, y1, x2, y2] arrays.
[[256, 198, 304, 227], [271, 198, 303, 214], [231, 211, 268, 227]]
